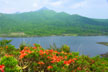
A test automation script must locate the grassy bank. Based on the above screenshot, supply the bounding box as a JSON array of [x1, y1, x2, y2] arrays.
[[97, 42, 108, 46], [0, 33, 108, 37]]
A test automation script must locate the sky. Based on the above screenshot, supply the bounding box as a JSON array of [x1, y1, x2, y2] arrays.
[[0, 0, 108, 19]]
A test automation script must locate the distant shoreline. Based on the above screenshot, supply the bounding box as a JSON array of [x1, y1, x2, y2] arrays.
[[97, 42, 108, 46], [0, 34, 108, 38]]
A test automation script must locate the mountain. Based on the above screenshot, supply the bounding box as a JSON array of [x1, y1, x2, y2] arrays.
[[0, 8, 108, 36]]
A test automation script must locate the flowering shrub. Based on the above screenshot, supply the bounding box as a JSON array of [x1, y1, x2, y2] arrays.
[[0, 56, 18, 72], [61, 44, 70, 53], [0, 65, 5, 72], [0, 40, 108, 72]]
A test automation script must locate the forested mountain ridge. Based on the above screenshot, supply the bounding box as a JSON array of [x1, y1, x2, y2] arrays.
[[0, 8, 108, 36]]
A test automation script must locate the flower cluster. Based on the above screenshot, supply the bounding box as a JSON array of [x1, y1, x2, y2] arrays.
[[19, 47, 33, 59], [0, 65, 5, 72], [64, 58, 77, 66], [0, 42, 106, 72], [49, 55, 64, 63], [47, 66, 53, 69], [5, 54, 13, 57], [38, 61, 45, 65]]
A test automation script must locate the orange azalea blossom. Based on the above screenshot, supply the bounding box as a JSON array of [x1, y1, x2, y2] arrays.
[[71, 59, 75, 63], [19, 53, 27, 59], [64, 61, 70, 66], [64, 59, 76, 65], [68, 53, 72, 55], [61, 51, 65, 54], [57, 52, 60, 54], [5, 54, 13, 57], [38, 61, 45, 65], [47, 56, 51, 59], [91, 60, 95, 64], [24, 46, 29, 49], [40, 46, 42, 48], [6, 46, 8, 48], [50, 60, 56, 63], [64, 56, 67, 59], [39, 50, 45, 55], [73, 58, 77, 60], [48, 49, 53, 53], [72, 69, 77, 72], [50, 55, 64, 63], [75, 56, 78, 57], [26, 50, 32, 54], [54, 51, 58, 54], [47, 66, 53, 69], [77, 67, 82, 70], [45, 50, 49, 55], [0, 65, 5, 72], [20, 50, 25, 54], [33, 44, 36, 46], [19, 48, 32, 59], [33, 47, 37, 49]]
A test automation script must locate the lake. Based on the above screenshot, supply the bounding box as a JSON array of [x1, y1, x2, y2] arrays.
[[0, 36, 108, 57]]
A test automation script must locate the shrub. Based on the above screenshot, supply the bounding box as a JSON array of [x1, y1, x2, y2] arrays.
[[0, 41, 108, 72], [60, 44, 70, 53], [0, 56, 18, 72]]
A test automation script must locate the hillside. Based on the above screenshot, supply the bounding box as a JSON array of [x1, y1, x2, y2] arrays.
[[0, 8, 108, 37]]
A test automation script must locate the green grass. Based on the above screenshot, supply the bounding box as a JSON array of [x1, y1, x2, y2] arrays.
[[97, 42, 108, 46]]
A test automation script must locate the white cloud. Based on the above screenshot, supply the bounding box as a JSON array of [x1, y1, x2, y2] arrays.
[[0, 0, 9, 4], [33, 3, 38, 8], [50, 1, 62, 6], [4, 0, 9, 4], [70, 0, 87, 9]]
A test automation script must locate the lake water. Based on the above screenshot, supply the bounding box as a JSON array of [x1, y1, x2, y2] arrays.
[[0, 36, 108, 57]]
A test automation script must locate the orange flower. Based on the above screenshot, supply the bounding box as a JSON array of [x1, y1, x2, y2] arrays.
[[47, 66, 53, 69], [38, 61, 45, 65], [49, 55, 64, 63], [50, 60, 56, 63], [57, 52, 60, 54], [64, 56, 67, 59], [24, 47, 28, 49], [20, 50, 25, 54], [19, 47, 33, 59], [73, 58, 77, 60], [19, 53, 27, 59], [39, 50, 45, 55], [47, 56, 51, 59], [40, 46, 42, 48], [77, 67, 82, 70], [45, 50, 49, 55], [5, 54, 13, 57], [64, 59, 75, 66], [6, 46, 8, 48], [54, 51, 58, 54], [33, 44, 36, 46], [48, 49, 53, 53], [75, 56, 78, 57], [64, 61, 70, 66], [0, 65, 5, 72], [26, 50, 32, 54], [33, 47, 37, 49], [71, 59, 75, 63]]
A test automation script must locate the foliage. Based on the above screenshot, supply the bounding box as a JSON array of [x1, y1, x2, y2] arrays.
[[0, 56, 18, 72], [60, 44, 70, 53], [0, 9, 108, 37], [0, 40, 12, 47], [0, 40, 108, 72]]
